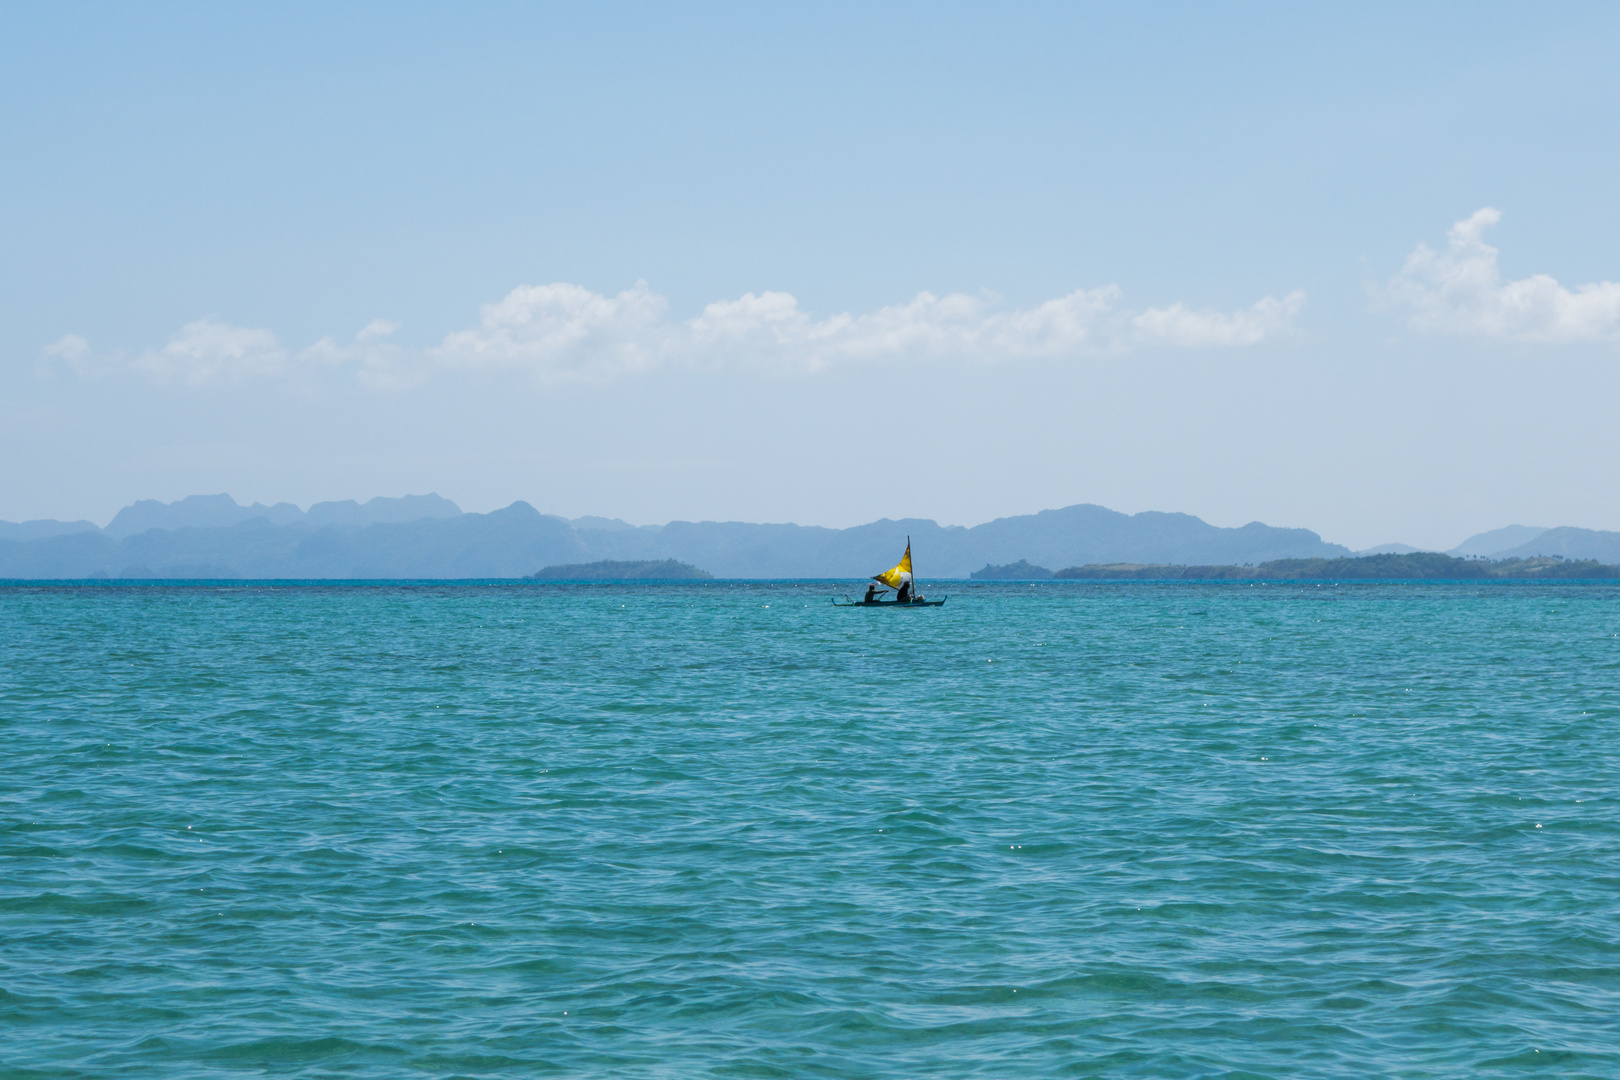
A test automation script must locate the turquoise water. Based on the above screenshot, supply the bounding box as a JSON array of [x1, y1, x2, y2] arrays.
[[2, 580, 1618, 1078]]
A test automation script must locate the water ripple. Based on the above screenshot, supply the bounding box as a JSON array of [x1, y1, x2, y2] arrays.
[[2, 580, 1617, 1077]]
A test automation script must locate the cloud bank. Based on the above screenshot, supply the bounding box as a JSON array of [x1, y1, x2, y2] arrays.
[[44, 281, 1306, 389], [437, 283, 1305, 382], [41, 211, 1620, 388], [133, 319, 289, 384], [1385, 208, 1620, 342]]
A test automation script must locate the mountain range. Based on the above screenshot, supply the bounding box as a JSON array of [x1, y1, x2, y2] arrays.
[[1353, 525, 1620, 564], [2, 494, 1616, 579]]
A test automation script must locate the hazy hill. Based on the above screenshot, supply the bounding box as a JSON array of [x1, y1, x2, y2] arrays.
[[1054, 553, 1620, 580], [105, 493, 462, 538], [1490, 527, 1620, 564], [106, 494, 305, 537], [1448, 524, 1549, 558], [573, 504, 1350, 578], [1442, 524, 1620, 562], [0, 518, 101, 541], [1, 495, 1357, 580]]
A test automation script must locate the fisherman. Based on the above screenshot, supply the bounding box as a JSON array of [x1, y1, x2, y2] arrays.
[[863, 583, 878, 603], [896, 578, 912, 603]]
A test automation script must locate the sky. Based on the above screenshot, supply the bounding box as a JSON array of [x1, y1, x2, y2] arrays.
[[3, 1, 1619, 551]]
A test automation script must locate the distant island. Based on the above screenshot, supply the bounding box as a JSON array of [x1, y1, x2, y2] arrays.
[[1048, 553, 1620, 580], [971, 560, 1055, 580], [529, 559, 713, 581]]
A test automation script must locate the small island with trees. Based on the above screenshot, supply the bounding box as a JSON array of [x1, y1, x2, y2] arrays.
[[972, 553, 1620, 581], [968, 559, 1054, 580], [529, 559, 713, 581]]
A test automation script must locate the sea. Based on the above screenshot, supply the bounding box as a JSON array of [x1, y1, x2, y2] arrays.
[[2, 580, 1617, 1078]]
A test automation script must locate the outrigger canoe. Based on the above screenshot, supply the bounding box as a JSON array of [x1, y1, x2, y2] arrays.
[[832, 596, 947, 607], [832, 536, 946, 607]]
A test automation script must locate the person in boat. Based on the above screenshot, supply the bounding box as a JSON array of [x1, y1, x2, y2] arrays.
[[863, 583, 878, 603], [895, 579, 912, 603]]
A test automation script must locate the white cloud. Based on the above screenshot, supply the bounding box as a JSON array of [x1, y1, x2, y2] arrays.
[[38, 334, 98, 379], [134, 319, 288, 384], [982, 287, 1124, 358], [433, 280, 1296, 382], [433, 282, 671, 382], [63, 279, 1304, 390], [44, 333, 91, 361], [117, 318, 418, 389], [1133, 291, 1306, 347], [1385, 208, 1620, 342], [683, 287, 1128, 369], [304, 319, 417, 390]]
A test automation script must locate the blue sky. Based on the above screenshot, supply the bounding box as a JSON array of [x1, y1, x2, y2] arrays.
[[4, 2, 1619, 549]]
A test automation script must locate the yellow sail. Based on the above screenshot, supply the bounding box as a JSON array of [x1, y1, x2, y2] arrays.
[[872, 542, 913, 589]]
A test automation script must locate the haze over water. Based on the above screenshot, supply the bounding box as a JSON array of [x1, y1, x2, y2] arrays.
[[3, 580, 1617, 1077]]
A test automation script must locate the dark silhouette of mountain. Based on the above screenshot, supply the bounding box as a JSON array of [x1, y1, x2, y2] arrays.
[[530, 559, 712, 580], [2, 496, 1353, 579]]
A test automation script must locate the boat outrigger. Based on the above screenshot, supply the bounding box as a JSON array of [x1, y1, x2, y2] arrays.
[[832, 536, 947, 607]]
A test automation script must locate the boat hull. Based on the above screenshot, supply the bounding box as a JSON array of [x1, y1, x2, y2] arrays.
[[832, 598, 947, 607]]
